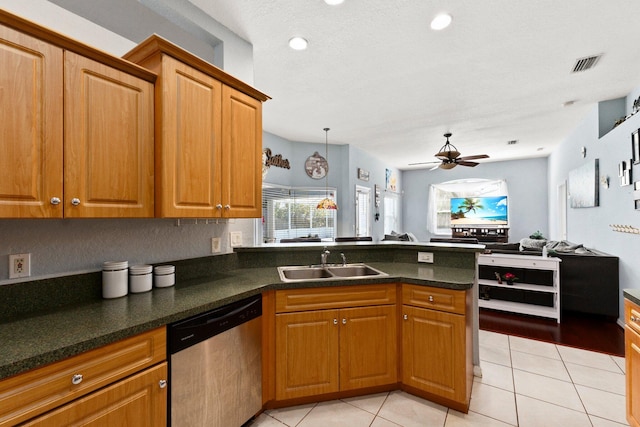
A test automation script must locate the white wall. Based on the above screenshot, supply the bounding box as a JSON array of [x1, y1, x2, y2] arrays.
[[548, 89, 640, 321]]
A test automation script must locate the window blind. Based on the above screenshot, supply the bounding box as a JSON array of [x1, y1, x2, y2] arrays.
[[262, 185, 337, 243]]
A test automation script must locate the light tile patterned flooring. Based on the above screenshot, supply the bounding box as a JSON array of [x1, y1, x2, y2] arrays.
[[249, 330, 628, 427]]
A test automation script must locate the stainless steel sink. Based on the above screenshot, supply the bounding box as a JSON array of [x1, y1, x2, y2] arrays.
[[280, 266, 333, 280], [326, 265, 382, 277], [277, 263, 387, 282]]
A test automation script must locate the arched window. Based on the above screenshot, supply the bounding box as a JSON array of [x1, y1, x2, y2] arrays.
[[427, 179, 508, 235]]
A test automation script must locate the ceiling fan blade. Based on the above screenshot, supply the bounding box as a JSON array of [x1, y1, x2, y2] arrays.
[[457, 161, 479, 167], [458, 154, 489, 161], [430, 164, 441, 170], [408, 160, 440, 166]]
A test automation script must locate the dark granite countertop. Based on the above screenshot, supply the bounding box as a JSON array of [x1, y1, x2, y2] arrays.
[[624, 288, 640, 306], [0, 244, 479, 381]]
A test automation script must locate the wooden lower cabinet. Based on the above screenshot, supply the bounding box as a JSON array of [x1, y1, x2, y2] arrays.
[[626, 299, 640, 427], [275, 305, 397, 400], [401, 284, 472, 412], [22, 363, 167, 427]]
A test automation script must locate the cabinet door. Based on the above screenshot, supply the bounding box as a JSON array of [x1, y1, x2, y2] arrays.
[[22, 363, 167, 427], [275, 310, 339, 399], [0, 24, 63, 218], [340, 305, 397, 390], [64, 51, 154, 217], [402, 304, 467, 404], [627, 315, 640, 426], [222, 85, 262, 217], [156, 54, 223, 218]]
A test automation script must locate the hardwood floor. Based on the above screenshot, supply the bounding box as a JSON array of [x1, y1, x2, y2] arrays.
[[479, 308, 625, 357]]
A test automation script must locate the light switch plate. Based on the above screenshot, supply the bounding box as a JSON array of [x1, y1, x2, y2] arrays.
[[211, 237, 221, 253], [418, 252, 434, 263], [229, 231, 243, 247]]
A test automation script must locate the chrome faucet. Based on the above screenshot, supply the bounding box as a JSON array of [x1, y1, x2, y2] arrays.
[[340, 253, 347, 266], [321, 247, 330, 267]]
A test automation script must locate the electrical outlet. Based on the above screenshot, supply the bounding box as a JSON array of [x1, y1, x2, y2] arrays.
[[229, 231, 243, 247], [211, 237, 221, 253], [417, 252, 434, 263], [9, 253, 31, 279]]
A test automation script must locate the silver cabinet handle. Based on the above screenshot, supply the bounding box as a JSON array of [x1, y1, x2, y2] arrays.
[[224, 204, 231, 210], [342, 318, 347, 325], [50, 197, 61, 205], [333, 318, 338, 325], [71, 198, 81, 206], [632, 316, 638, 322], [403, 314, 408, 320], [159, 379, 167, 389], [216, 204, 223, 209], [71, 374, 83, 385], [428, 295, 434, 302]]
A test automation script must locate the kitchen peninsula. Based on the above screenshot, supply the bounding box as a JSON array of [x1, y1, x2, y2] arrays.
[[0, 242, 482, 424]]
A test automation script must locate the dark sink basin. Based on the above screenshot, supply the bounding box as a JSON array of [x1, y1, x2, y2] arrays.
[[277, 263, 387, 282]]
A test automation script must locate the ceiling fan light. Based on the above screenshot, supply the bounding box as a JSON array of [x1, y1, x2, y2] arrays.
[[440, 163, 457, 170]]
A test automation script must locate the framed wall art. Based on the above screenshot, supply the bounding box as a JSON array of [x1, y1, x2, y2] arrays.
[[568, 159, 599, 208], [633, 129, 640, 165]]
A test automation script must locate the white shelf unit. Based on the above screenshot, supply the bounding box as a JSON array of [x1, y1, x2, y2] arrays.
[[478, 253, 561, 323]]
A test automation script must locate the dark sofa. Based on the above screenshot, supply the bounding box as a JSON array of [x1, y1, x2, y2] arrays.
[[483, 242, 620, 319]]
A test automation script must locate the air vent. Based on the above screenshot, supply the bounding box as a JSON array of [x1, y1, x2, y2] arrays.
[[572, 55, 601, 73]]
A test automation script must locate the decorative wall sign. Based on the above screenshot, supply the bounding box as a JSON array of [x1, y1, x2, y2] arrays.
[[263, 148, 291, 169], [357, 168, 370, 181], [305, 152, 328, 179], [568, 159, 599, 208], [633, 130, 640, 165], [619, 159, 632, 186]]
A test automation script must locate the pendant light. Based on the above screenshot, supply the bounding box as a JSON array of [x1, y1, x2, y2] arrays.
[[317, 127, 338, 210]]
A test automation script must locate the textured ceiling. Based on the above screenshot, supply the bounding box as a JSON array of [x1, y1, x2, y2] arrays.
[[187, 1, 640, 169]]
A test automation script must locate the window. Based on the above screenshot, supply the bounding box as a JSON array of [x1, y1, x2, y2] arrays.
[[355, 185, 371, 237], [261, 184, 337, 243], [383, 191, 401, 234], [427, 179, 508, 235]]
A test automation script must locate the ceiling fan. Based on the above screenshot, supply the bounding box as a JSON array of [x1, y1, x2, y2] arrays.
[[409, 133, 489, 170]]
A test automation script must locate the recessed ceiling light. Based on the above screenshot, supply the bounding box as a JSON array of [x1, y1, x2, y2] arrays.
[[430, 13, 452, 30], [324, 0, 345, 4], [288, 37, 308, 50]]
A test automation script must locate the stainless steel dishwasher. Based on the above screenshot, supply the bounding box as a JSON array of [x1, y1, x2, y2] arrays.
[[168, 294, 262, 427]]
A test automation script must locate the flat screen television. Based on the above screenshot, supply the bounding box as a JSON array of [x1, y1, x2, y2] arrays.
[[450, 196, 508, 226]]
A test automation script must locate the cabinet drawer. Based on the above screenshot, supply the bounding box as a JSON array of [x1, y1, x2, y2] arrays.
[[402, 284, 466, 315], [276, 284, 396, 313], [0, 327, 166, 427], [478, 254, 560, 269], [626, 299, 640, 336]]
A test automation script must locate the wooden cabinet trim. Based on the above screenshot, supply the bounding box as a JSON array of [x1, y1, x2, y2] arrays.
[[0, 10, 156, 82], [276, 284, 397, 313], [123, 34, 268, 101], [626, 299, 640, 336], [0, 327, 166, 427]]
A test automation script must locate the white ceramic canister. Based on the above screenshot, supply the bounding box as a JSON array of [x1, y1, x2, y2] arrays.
[[129, 264, 153, 293], [102, 261, 129, 299], [154, 265, 175, 288]]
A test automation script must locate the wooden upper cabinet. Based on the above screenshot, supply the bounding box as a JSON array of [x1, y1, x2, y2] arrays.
[[222, 85, 262, 217], [64, 52, 154, 218], [0, 24, 63, 218], [124, 35, 269, 218], [0, 11, 156, 218]]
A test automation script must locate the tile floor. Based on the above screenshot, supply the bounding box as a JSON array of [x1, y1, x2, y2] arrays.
[[249, 330, 628, 427]]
